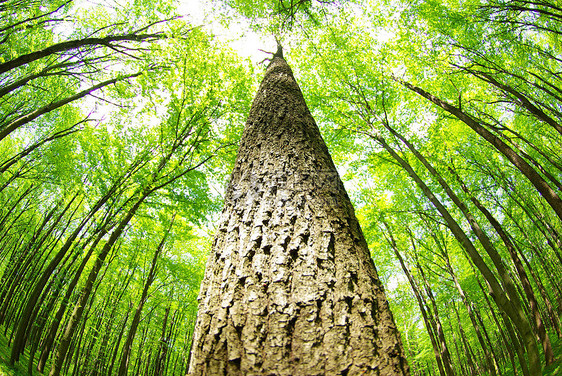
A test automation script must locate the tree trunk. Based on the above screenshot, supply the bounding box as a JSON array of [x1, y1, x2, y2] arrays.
[[453, 171, 555, 364], [371, 132, 540, 375], [153, 306, 171, 376], [187, 53, 409, 375], [396, 78, 562, 223], [118, 216, 174, 376], [444, 253, 498, 376], [406, 232, 455, 376], [451, 304, 477, 376], [10, 160, 141, 364], [48, 196, 146, 376], [475, 274, 527, 376], [382, 223, 447, 376], [385, 120, 548, 368], [36, 222, 111, 373], [109, 308, 132, 375], [518, 249, 562, 337]]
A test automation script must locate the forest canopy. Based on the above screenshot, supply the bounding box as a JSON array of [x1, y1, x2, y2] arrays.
[[0, 0, 561, 375]]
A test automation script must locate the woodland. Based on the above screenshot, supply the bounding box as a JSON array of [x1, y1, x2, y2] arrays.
[[0, 0, 561, 375]]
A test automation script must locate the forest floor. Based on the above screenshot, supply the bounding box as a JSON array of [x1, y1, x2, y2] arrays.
[[0, 330, 561, 375], [0, 331, 41, 376], [541, 333, 562, 376]]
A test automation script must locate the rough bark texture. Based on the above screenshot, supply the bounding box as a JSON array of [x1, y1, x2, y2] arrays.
[[187, 56, 409, 375]]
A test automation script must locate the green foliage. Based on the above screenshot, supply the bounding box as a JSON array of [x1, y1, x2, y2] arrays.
[[1, 0, 562, 374]]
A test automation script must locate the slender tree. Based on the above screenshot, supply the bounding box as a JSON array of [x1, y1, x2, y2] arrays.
[[118, 215, 175, 376], [382, 221, 450, 376]]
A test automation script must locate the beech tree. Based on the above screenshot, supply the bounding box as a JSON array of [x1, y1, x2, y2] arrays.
[[187, 49, 410, 375]]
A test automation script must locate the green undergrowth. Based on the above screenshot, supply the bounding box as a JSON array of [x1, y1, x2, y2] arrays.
[[0, 331, 41, 376], [544, 335, 562, 376], [501, 333, 562, 376]]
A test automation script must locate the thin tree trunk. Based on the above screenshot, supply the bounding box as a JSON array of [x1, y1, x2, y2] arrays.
[[396, 78, 562, 223], [475, 274, 525, 376], [453, 170, 555, 364], [518, 249, 562, 337], [442, 250, 498, 376], [406, 231, 455, 376], [382, 222, 447, 376], [382, 119, 545, 369], [118, 215, 174, 376], [109, 308, 132, 375], [451, 303, 477, 376], [36, 220, 113, 372], [48, 196, 146, 376], [153, 306, 171, 376], [369, 132, 540, 375], [10, 159, 143, 364]]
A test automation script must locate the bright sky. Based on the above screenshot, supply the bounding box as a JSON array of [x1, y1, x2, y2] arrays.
[[67, 0, 276, 64], [177, 0, 277, 63]]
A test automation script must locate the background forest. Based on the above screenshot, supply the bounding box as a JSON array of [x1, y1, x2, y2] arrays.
[[0, 0, 561, 375]]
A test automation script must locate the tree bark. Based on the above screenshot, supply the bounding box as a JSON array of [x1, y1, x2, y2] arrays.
[[187, 54, 409, 375]]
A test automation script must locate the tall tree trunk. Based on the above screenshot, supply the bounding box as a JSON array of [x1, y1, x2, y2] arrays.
[[396, 78, 562, 223], [36, 221, 112, 373], [118, 215, 174, 376], [187, 52, 409, 375], [382, 223, 447, 376], [10, 158, 143, 364], [474, 274, 526, 376], [518, 249, 562, 337], [153, 306, 171, 376], [451, 304, 477, 376], [407, 232, 455, 376], [418, 217, 500, 375], [48, 196, 146, 376], [443, 252, 498, 376], [383, 120, 546, 368], [109, 308, 132, 375], [370, 133, 540, 375], [452, 170, 555, 364]]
